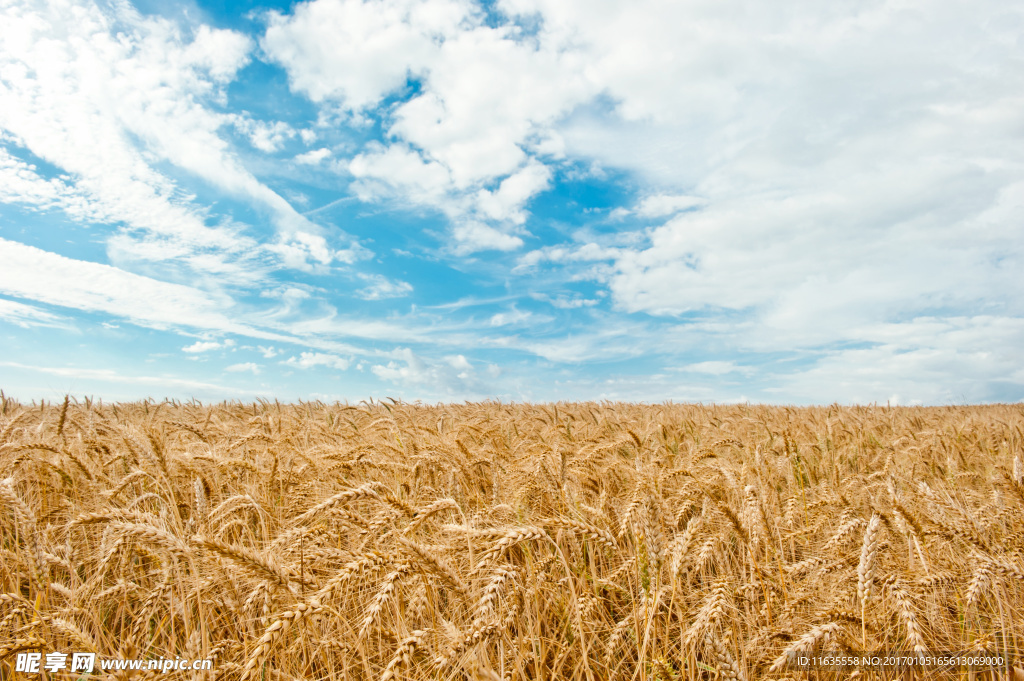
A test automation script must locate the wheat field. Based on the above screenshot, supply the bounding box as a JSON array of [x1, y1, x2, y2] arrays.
[[1, 395, 1022, 680]]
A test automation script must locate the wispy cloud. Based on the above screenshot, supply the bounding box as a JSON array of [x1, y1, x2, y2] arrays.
[[0, 298, 69, 329], [0, 238, 232, 331], [0, 361, 257, 395], [0, 0, 360, 278], [354, 274, 413, 300]]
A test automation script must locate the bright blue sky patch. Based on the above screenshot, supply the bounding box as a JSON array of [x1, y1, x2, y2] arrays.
[[1, 0, 1022, 404]]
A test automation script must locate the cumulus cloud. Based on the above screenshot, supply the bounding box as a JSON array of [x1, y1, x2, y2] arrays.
[[475, 162, 552, 224], [513, 243, 619, 272], [264, 0, 1024, 314], [262, 0, 467, 108], [263, 0, 591, 252]]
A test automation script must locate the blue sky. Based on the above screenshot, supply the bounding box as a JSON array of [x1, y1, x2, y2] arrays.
[[1, 0, 1022, 404]]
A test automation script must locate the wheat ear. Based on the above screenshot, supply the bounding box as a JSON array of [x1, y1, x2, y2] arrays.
[[190, 536, 296, 589], [541, 517, 617, 550], [857, 513, 881, 645], [887, 579, 927, 656], [239, 602, 321, 681], [358, 564, 412, 640], [707, 632, 746, 681], [683, 580, 730, 646], [380, 630, 426, 681], [768, 623, 842, 672], [477, 526, 548, 567], [965, 561, 993, 609], [293, 482, 385, 525]]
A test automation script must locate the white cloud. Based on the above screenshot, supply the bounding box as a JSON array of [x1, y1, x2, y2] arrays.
[[0, 361, 257, 396], [0, 147, 105, 221], [489, 308, 532, 327], [513, 242, 619, 272], [225, 362, 261, 374], [262, 0, 468, 109], [635, 194, 704, 218], [0, 0, 349, 274], [294, 147, 331, 165], [183, 341, 221, 353], [446, 354, 472, 371], [384, 24, 593, 188], [680, 361, 751, 376], [350, 143, 453, 206], [267, 230, 357, 272], [0, 238, 232, 331], [475, 161, 551, 224], [491, 319, 647, 363], [606, 171, 1023, 321], [771, 317, 1024, 404], [0, 242, 455, 395], [371, 347, 492, 396], [507, 0, 1024, 368], [263, 0, 592, 251], [182, 339, 234, 353], [263, 0, 1024, 328], [0, 298, 68, 329], [355, 274, 413, 300], [258, 345, 280, 358], [284, 352, 351, 370], [281, 312, 437, 345], [543, 295, 598, 309], [231, 115, 296, 152], [451, 222, 523, 255], [3, 0, 1022, 404]]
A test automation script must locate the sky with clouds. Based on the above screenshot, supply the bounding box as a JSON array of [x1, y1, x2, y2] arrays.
[[1, 0, 1021, 405]]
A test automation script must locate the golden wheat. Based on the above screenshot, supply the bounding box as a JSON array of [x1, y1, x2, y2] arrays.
[[0, 398, 1022, 679]]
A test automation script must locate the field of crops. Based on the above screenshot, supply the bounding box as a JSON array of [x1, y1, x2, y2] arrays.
[[1, 396, 1023, 680]]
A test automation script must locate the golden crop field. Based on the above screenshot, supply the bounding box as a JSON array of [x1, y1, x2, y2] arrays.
[[1, 396, 1023, 680]]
